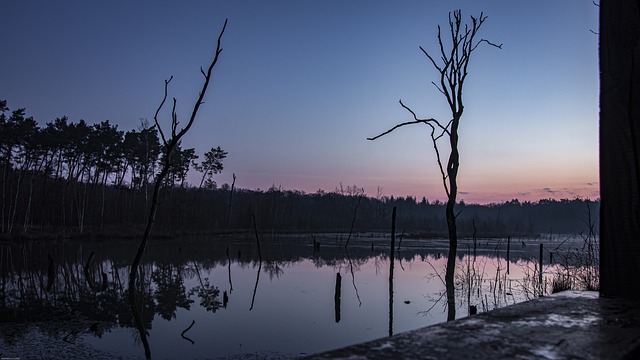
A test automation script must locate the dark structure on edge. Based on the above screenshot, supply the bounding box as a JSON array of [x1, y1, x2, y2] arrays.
[[599, 0, 640, 299]]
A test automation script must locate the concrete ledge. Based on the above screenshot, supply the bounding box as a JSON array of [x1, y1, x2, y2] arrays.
[[306, 291, 640, 359]]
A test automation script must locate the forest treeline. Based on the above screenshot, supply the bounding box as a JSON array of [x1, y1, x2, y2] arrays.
[[1, 100, 598, 238]]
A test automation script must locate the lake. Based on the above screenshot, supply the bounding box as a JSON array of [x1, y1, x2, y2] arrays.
[[0, 233, 595, 359]]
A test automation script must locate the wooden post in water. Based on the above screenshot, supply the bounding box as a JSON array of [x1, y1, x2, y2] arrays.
[[252, 214, 262, 262], [506, 236, 511, 275], [389, 206, 396, 337], [390, 207, 396, 268], [539, 243, 544, 297], [334, 273, 342, 323], [472, 218, 477, 259]]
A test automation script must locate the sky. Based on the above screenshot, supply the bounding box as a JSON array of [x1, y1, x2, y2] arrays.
[[1, 1, 599, 204]]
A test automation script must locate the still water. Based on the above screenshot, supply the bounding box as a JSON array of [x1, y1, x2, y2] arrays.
[[0, 234, 584, 359]]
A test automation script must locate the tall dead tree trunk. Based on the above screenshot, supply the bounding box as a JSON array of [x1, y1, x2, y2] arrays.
[[128, 19, 227, 297], [368, 10, 500, 319], [127, 20, 227, 360]]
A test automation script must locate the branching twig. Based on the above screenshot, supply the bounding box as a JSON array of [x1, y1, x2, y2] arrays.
[[425, 259, 446, 287], [153, 77, 172, 145]]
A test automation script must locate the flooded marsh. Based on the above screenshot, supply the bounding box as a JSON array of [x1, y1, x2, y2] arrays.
[[0, 234, 594, 359]]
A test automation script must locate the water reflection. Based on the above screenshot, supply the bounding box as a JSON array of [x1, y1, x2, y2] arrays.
[[153, 263, 193, 320], [249, 260, 261, 311], [389, 207, 396, 337], [181, 320, 196, 344], [334, 273, 341, 323], [0, 235, 581, 359], [129, 285, 152, 359]]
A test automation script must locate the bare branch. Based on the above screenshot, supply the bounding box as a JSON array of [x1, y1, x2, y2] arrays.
[[417, 290, 446, 317], [173, 18, 228, 143], [426, 259, 446, 287], [153, 76, 172, 146], [171, 97, 178, 136], [428, 124, 450, 197], [367, 119, 428, 141], [420, 46, 443, 73], [437, 25, 447, 66], [472, 38, 503, 52], [399, 100, 449, 133], [366, 99, 454, 141], [433, 121, 451, 141], [431, 81, 446, 95]]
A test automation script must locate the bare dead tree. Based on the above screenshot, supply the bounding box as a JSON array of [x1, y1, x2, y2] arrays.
[[368, 10, 500, 319], [129, 19, 227, 295]]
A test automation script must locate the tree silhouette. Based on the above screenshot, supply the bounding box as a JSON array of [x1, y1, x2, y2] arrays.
[[193, 146, 227, 189], [161, 142, 197, 188], [122, 122, 160, 202], [368, 10, 501, 319]]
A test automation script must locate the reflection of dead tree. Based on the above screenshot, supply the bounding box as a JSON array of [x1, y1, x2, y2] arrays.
[[181, 320, 196, 345], [368, 11, 500, 322], [192, 260, 206, 289], [425, 259, 446, 287], [417, 291, 447, 317], [334, 273, 341, 323], [226, 245, 233, 293], [250, 213, 262, 311], [396, 230, 405, 251], [128, 19, 227, 293], [389, 207, 396, 337], [129, 287, 152, 359], [418, 256, 448, 317], [84, 251, 96, 290], [345, 250, 362, 307], [249, 261, 262, 311]]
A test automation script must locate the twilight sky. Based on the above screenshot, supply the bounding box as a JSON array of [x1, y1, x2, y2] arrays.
[[1, 1, 599, 204]]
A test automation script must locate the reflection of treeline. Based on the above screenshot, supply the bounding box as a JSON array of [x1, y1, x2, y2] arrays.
[[1, 100, 597, 237], [0, 237, 425, 328], [0, 235, 569, 331]]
